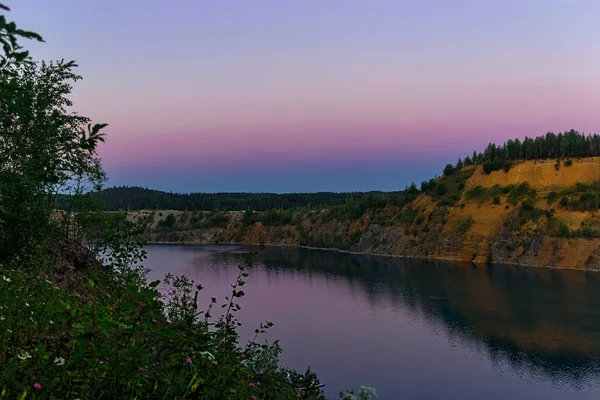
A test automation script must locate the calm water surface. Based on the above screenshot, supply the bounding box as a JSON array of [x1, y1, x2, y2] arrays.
[[144, 244, 600, 400]]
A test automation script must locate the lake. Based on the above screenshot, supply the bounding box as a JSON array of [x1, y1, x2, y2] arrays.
[[144, 244, 600, 400]]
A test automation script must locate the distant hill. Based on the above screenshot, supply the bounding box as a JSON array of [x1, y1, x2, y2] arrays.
[[75, 186, 403, 212]]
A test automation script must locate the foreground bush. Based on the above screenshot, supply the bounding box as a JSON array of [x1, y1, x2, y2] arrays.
[[0, 261, 329, 399]]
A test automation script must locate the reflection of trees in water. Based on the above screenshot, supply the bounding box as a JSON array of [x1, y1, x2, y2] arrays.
[[231, 245, 600, 391]]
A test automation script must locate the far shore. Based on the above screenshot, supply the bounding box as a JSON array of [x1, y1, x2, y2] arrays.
[[143, 240, 600, 273]]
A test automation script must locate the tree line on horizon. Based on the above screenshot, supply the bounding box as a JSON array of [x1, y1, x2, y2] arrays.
[[443, 129, 600, 176], [60, 186, 403, 212]]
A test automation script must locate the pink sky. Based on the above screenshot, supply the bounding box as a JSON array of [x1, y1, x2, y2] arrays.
[[12, 0, 600, 192]]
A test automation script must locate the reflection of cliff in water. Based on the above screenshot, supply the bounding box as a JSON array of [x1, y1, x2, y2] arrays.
[[211, 246, 600, 390]]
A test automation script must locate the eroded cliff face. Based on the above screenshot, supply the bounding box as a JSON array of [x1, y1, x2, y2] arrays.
[[135, 158, 600, 270]]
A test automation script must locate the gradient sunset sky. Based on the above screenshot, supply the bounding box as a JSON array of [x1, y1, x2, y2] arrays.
[[12, 0, 600, 193]]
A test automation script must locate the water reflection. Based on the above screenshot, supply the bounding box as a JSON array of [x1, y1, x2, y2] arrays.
[[246, 246, 600, 390], [145, 244, 600, 399]]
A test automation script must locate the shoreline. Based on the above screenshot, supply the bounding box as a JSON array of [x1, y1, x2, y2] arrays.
[[144, 240, 600, 273]]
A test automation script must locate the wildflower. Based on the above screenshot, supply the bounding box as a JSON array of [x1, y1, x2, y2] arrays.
[[25, 302, 29, 308], [33, 383, 41, 390], [151, 317, 157, 324], [151, 346, 156, 352], [138, 367, 144, 372], [0, 316, 5, 321], [182, 299, 188, 306], [49, 320, 54, 325], [2, 276, 11, 283], [186, 357, 192, 365], [18, 351, 32, 360], [249, 383, 255, 388], [211, 360, 217, 366], [54, 357, 66, 366], [256, 382, 261, 387], [251, 397, 257, 400], [230, 389, 236, 394]]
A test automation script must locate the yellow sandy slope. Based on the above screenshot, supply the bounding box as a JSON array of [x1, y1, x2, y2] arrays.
[[467, 157, 600, 191]]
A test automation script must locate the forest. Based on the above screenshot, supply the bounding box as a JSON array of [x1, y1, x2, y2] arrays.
[[59, 186, 403, 212], [443, 130, 599, 176]]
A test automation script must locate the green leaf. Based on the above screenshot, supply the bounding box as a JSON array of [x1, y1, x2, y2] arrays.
[[86, 357, 98, 367], [13, 29, 43, 42], [148, 280, 160, 288], [161, 326, 177, 338], [59, 315, 71, 323], [88, 279, 95, 288]]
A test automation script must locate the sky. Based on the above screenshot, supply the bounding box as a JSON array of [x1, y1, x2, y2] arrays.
[[9, 0, 600, 193]]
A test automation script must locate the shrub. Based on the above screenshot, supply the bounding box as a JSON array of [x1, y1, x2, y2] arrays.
[[565, 159, 573, 167], [420, 179, 437, 192], [179, 212, 189, 223], [560, 196, 570, 207], [203, 213, 229, 228], [483, 159, 504, 174], [0, 263, 334, 399], [443, 164, 456, 176], [501, 185, 515, 194], [503, 161, 512, 173], [454, 216, 474, 235], [158, 213, 177, 228], [466, 186, 484, 199], [437, 196, 457, 207], [521, 198, 535, 210], [493, 196, 501, 205], [516, 182, 532, 195], [547, 191, 558, 204], [436, 183, 448, 196], [558, 223, 570, 237]]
